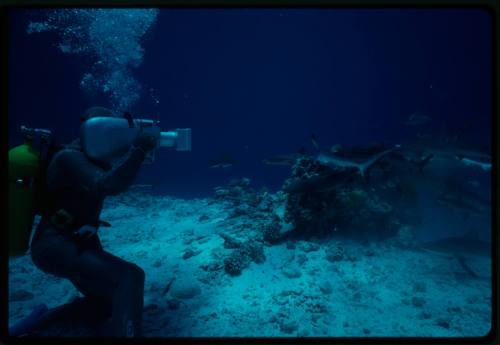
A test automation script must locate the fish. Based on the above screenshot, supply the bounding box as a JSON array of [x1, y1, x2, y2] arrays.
[[405, 112, 431, 126], [330, 142, 387, 158], [262, 148, 307, 166], [417, 132, 431, 139], [311, 134, 399, 179], [209, 153, 236, 168]]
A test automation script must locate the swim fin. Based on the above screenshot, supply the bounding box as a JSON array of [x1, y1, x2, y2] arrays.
[[9, 296, 111, 337], [9, 303, 48, 337]]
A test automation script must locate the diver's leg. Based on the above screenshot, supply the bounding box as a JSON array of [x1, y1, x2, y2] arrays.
[[31, 233, 145, 337], [68, 279, 112, 321], [107, 259, 144, 337], [59, 248, 145, 337], [68, 236, 112, 320]]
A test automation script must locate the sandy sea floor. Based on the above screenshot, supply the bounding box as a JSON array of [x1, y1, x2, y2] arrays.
[[8, 191, 492, 337]]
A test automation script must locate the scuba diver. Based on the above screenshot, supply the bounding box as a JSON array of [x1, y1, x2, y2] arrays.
[[28, 107, 157, 337]]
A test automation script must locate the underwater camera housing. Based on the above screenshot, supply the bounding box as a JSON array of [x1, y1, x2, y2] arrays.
[[81, 116, 191, 164]]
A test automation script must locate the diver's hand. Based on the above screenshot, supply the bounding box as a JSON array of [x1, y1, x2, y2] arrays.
[[74, 225, 98, 239], [134, 132, 157, 152]]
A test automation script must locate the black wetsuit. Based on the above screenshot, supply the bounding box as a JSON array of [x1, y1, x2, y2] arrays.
[[30, 139, 147, 337]]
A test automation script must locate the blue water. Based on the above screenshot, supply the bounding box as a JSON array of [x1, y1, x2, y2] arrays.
[[7, 8, 493, 337], [8, 8, 491, 197]]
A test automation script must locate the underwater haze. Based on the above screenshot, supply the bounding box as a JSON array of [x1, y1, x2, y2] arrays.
[[8, 8, 492, 337]]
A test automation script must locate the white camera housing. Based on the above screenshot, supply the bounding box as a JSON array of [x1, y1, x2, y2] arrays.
[[81, 117, 191, 163]]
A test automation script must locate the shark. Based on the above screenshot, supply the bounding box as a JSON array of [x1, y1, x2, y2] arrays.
[[457, 156, 491, 171], [420, 234, 491, 257], [406, 133, 492, 171], [428, 147, 491, 164], [311, 134, 400, 179], [419, 235, 491, 258], [405, 112, 432, 126], [209, 153, 236, 168], [262, 148, 307, 166], [418, 234, 491, 279]]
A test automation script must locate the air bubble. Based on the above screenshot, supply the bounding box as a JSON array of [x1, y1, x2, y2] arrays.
[[27, 9, 159, 113]]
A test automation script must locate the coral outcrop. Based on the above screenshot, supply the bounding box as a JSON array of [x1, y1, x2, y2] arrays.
[[283, 157, 400, 239]]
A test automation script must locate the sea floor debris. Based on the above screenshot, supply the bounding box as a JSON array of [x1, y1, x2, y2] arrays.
[[8, 184, 491, 337]]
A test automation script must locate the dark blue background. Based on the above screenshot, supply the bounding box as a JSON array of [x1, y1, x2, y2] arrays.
[[8, 9, 492, 197]]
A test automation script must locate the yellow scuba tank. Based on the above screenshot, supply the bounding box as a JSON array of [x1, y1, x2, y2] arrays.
[[9, 126, 52, 257]]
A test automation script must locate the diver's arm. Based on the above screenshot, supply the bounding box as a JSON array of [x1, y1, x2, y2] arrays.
[[58, 147, 146, 197], [98, 147, 147, 196]]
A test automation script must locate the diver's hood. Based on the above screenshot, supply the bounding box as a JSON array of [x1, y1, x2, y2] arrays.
[[81, 117, 159, 162]]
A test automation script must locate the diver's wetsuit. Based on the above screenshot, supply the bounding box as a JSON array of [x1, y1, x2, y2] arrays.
[[30, 139, 146, 337]]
